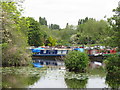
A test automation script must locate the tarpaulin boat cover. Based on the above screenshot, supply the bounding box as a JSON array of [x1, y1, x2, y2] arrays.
[[32, 63, 43, 68], [31, 47, 44, 53], [74, 48, 84, 52]]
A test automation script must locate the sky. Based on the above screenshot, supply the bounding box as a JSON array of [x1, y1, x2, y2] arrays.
[[22, 0, 120, 28]]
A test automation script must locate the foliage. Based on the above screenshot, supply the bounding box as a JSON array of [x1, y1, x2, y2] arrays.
[[27, 17, 45, 46], [104, 54, 120, 73], [105, 72, 120, 89], [2, 67, 46, 88], [1, 1, 31, 66], [65, 78, 88, 88], [57, 40, 71, 46], [27, 17, 57, 46], [45, 36, 57, 46], [64, 51, 89, 72], [64, 71, 88, 88], [65, 23, 76, 30], [39, 17, 47, 26], [43, 17, 112, 46], [76, 19, 110, 45], [78, 17, 94, 25], [104, 54, 120, 88], [87, 67, 106, 77], [107, 4, 120, 51], [49, 24, 60, 30], [44, 26, 77, 46]]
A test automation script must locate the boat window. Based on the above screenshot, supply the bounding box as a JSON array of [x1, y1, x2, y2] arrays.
[[92, 50, 97, 54], [57, 50, 62, 54], [62, 50, 67, 54], [43, 50, 46, 53], [108, 51, 110, 53]]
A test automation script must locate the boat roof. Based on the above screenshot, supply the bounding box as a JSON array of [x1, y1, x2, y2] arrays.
[[41, 48, 72, 50]]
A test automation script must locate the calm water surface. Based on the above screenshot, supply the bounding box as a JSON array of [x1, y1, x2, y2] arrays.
[[29, 67, 108, 88], [2, 61, 120, 88]]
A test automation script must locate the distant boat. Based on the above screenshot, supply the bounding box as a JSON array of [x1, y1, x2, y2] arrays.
[[60, 66, 66, 70], [94, 61, 102, 66]]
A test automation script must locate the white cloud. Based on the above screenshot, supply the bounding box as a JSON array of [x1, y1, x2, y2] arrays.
[[22, 0, 120, 28]]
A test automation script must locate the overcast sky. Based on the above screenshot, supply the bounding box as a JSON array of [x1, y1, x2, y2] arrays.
[[22, 0, 119, 28]]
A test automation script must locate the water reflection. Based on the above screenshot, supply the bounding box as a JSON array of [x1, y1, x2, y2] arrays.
[[65, 78, 88, 88], [29, 68, 67, 88], [86, 76, 107, 88], [64, 72, 88, 88], [106, 72, 120, 89], [2, 74, 40, 88], [3, 61, 119, 88], [2, 67, 46, 88]]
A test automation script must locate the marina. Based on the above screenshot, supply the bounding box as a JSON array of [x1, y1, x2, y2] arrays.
[[30, 46, 117, 63]]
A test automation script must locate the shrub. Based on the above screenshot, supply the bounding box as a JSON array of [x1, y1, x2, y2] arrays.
[[105, 73, 120, 89], [64, 51, 89, 72], [104, 54, 120, 89], [104, 54, 120, 73]]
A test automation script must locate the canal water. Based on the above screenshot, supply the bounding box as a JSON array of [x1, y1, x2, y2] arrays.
[[2, 60, 120, 88], [28, 67, 108, 88]]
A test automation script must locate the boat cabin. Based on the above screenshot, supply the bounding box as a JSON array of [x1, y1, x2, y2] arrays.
[[32, 49, 72, 56], [87, 49, 99, 55]]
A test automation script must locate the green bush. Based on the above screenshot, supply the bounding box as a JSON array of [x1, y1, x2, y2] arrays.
[[105, 73, 120, 89], [104, 54, 120, 73], [64, 51, 89, 72]]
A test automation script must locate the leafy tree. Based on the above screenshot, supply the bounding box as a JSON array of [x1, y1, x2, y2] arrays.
[[45, 36, 57, 46], [65, 23, 69, 29], [1, 1, 31, 66], [107, 2, 120, 51], [106, 72, 120, 89], [104, 54, 120, 89], [49, 24, 60, 30], [27, 17, 49, 46], [65, 24, 76, 30], [104, 54, 120, 73], [78, 17, 94, 25], [39, 17, 47, 26], [76, 19, 109, 45]]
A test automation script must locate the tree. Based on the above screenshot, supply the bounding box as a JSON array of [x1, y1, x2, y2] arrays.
[[104, 54, 120, 89], [49, 24, 60, 30], [39, 17, 47, 26], [78, 17, 94, 25], [65, 23, 69, 29], [1, 1, 31, 66], [27, 17, 45, 46], [107, 2, 120, 51], [76, 19, 109, 44], [45, 36, 57, 46]]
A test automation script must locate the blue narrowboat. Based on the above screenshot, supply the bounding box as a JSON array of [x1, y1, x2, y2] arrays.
[[31, 47, 72, 57]]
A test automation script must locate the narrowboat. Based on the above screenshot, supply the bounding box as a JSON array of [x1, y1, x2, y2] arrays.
[[31, 47, 73, 60], [32, 48, 72, 56]]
